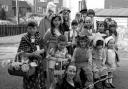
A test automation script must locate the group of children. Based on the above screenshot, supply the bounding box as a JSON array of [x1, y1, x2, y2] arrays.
[[15, 7, 120, 89]]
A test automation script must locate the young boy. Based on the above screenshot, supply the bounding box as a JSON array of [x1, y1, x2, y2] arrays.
[[18, 21, 46, 89]]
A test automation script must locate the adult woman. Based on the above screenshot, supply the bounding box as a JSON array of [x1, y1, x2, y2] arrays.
[[38, 2, 56, 39], [59, 7, 71, 32], [43, 14, 64, 52], [55, 64, 82, 89], [43, 14, 64, 89]]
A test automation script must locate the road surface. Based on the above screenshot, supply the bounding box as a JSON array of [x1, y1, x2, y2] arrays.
[[0, 44, 128, 89]]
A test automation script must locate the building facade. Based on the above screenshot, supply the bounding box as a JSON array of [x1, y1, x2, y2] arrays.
[[0, 0, 31, 18], [0, 0, 14, 17], [105, 0, 128, 9], [34, 0, 63, 14]]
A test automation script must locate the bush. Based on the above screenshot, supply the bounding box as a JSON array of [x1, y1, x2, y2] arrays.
[[0, 8, 7, 20]]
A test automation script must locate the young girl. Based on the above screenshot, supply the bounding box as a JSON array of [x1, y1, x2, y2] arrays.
[[96, 21, 106, 34], [44, 14, 64, 52], [66, 20, 79, 56], [55, 64, 82, 89], [47, 35, 71, 89], [80, 16, 94, 36], [72, 35, 93, 89], [92, 36, 108, 89], [105, 36, 118, 88]]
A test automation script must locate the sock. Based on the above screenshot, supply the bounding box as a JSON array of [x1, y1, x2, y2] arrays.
[[109, 78, 112, 84], [106, 79, 109, 83]]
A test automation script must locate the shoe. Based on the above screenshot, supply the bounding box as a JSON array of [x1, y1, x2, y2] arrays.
[[110, 83, 116, 88]]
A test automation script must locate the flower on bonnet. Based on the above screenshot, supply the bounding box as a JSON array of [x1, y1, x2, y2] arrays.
[[46, 1, 56, 14], [92, 33, 105, 47], [59, 7, 71, 14], [105, 36, 115, 45]]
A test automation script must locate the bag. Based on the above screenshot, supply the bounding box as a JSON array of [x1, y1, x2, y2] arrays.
[[8, 52, 42, 77]]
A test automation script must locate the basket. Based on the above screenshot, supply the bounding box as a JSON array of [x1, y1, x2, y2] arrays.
[[8, 52, 42, 77]]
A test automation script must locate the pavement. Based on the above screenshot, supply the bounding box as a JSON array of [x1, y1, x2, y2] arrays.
[[0, 33, 25, 45], [0, 38, 128, 89]]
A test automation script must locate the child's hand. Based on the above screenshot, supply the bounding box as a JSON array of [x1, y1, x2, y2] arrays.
[[88, 61, 92, 65], [35, 49, 44, 54], [88, 83, 94, 89], [66, 54, 71, 59]]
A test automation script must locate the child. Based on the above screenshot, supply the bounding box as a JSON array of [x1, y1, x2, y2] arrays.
[[96, 21, 106, 34], [17, 21, 46, 89], [68, 20, 79, 43], [87, 9, 96, 30], [66, 20, 79, 56], [47, 35, 71, 89], [72, 35, 93, 89], [80, 16, 94, 36], [92, 36, 108, 89], [105, 36, 118, 88]]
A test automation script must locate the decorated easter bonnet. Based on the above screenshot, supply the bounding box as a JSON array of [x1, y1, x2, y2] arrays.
[[46, 1, 56, 14], [59, 7, 71, 14], [105, 36, 115, 45], [92, 33, 105, 47]]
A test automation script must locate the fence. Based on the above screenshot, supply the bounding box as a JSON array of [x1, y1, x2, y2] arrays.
[[0, 25, 27, 37]]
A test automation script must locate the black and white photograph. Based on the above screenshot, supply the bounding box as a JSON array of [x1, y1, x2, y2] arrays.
[[0, 0, 128, 89]]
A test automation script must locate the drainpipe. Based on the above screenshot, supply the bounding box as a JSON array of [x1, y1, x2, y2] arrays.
[[16, 0, 19, 24]]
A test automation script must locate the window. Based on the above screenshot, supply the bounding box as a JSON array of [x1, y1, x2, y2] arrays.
[[37, 7, 42, 12], [2, 5, 8, 11], [39, 0, 47, 2], [53, 0, 59, 3], [42, 8, 46, 14]]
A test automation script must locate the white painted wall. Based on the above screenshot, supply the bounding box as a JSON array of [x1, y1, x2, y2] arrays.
[[63, 0, 81, 20], [63, 0, 105, 20]]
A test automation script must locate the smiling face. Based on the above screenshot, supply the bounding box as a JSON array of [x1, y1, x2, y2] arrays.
[[57, 41, 66, 50], [98, 24, 105, 33], [53, 16, 61, 28], [27, 26, 37, 36], [107, 39, 115, 49], [84, 17, 92, 28], [72, 25, 78, 30], [66, 65, 76, 80], [79, 40, 87, 48]]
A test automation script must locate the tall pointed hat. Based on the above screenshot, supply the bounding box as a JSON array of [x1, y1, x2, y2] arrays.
[[80, 0, 87, 14]]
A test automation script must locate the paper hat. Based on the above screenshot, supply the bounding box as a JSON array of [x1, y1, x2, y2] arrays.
[[80, 9, 87, 14], [80, 0, 87, 14]]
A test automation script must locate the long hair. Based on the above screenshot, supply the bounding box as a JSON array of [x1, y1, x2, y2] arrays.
[[50, 14, 64, 35]]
